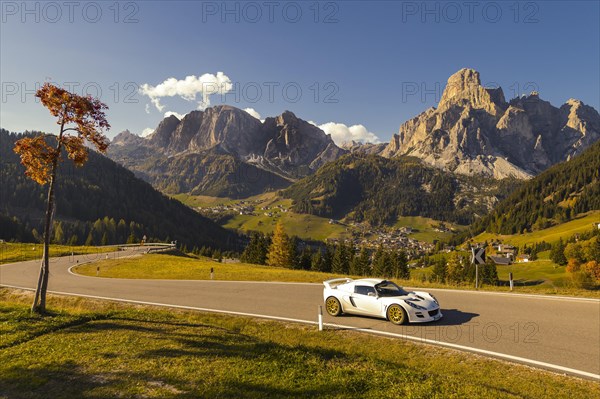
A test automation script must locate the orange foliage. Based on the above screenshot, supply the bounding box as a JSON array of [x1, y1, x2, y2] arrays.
[[566, 258, 581, 273], [582, 261, 600, 282], [13, 83, 110, 184]]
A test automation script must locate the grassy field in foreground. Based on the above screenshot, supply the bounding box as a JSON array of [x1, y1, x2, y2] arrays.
[[0, 288, 597, 399], [472, 211, 600, 247], [74, 253, 600, 297], [0, 243, 117, 265]]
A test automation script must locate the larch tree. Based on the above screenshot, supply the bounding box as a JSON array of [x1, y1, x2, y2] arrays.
[[13, 83, 110, 314], [266, 222, 295, 268]]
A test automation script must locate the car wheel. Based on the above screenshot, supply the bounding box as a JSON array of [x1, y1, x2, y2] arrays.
[[387, 304, 407, 325], [325, 296, 342, 316]]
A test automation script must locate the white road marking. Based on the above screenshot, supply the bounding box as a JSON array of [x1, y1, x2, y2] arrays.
[[1, 283, 598, 381]]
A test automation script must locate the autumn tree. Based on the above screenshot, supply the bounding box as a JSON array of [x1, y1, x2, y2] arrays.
[[266, 222, 295, 268], [446, 252, 464, 284], [13, 83, 109, 313]]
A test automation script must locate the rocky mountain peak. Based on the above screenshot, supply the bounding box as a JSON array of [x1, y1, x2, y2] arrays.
[[439, 68, 506, 114], [148, 115, 181, 148], [276, 110, 299, 125], [382, 69, 600, 179]]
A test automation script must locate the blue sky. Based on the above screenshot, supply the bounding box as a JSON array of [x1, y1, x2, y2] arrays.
[[1, 1, 599, 144]]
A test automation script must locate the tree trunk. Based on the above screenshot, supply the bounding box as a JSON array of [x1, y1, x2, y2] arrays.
[[31, 131, 63, 314], [31, 161, 58, 313]]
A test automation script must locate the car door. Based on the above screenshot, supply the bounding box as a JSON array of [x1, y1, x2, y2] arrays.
[[351, 285, 383, 316]]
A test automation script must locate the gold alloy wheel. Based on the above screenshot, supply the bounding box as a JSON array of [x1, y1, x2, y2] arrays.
[[325, 297, 341, 316], [387, 304, 407, 325]]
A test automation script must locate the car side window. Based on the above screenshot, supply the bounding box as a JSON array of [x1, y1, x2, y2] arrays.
[[355, 286, 376, 296]]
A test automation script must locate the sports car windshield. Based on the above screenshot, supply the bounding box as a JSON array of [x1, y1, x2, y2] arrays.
[[375, 281, 409, 297]]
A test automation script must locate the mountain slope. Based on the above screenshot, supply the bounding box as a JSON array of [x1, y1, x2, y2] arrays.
[[462, 140, 600, 236], [382, 68, 600, 178], [107, 106, 346, 197], [0, 130, 239, 249], [282, 153, 519, 226], [142, 148, 291, 197]]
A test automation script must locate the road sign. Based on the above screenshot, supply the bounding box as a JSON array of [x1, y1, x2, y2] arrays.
[[471, 247, 485, 265]]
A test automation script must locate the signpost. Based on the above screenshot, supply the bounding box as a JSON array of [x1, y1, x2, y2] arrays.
[[471, 247, 485, 289]]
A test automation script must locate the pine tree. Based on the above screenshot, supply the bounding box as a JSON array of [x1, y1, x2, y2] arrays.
[[52, 221, 65, 244], [321, 244, 334, 273], [481, 260, 499, 286], [393, 250, 409, 280], [332, 243, 350, 274], [85, 231, 94, 246], [101, 232, 108, 246], [350, 246, 370, 276], [241, 232, 269, 265], [266, 222, 295, 268], [297, 247, 313, 270], [550, 239, 567, 266], [311, 250, 324, 272], [126, 232, 137, 244], [372, 245, 389, 277], [431, 258, 447, 283], [68, 235, 78, 246]]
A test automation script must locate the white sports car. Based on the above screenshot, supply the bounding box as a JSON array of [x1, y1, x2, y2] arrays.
[[323, 278, 442, 325]]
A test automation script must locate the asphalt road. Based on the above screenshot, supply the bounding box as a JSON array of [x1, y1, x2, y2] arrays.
[[1, 247, 599, 380]]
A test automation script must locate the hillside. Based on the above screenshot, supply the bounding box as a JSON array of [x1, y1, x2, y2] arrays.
[[460, 140, 600, 237], [0, 130, 240, 249], [141, 148, 291, 197], [282, 153, 519, 226]]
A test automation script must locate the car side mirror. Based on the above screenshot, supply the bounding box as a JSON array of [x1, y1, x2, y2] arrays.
[[367, 292, 376, 297]]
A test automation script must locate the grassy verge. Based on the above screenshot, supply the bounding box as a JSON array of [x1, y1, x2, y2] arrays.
[[0, 242, 117, 265], [73, 253, 600, 297], [0, 288, 597, 399], [73, 253, 350, 283]]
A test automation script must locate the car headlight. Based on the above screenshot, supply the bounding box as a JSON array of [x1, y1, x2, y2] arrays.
[[404, 300, 427, 310], [430, 294, 439, 305]]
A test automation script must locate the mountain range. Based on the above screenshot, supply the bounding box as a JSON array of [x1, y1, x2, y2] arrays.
[[108, 106, 346, 197], [110, 69, 600, 199], [381, 68, 600, 178]]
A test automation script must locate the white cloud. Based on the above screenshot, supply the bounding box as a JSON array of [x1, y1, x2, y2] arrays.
[[164, 111, 185, 120], [140, 72, 233, 112], [243, 108, 262, 121], [144, 104, 151, 114], [140, 128, 154, 137], [309, 121, 381, 145]]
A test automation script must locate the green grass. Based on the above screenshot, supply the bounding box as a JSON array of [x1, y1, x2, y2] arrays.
[[472, 211, 600, 247], [74, 254, 352, 283], [171, 193, 235, 208], [0, 242, 117, 265], [394, 216, 465, 243], [0, 288, 596, 399], [223, 211, 350, 241]]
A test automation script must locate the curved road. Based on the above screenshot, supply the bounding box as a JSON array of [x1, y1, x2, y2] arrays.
[[1, 247, 598, 380]]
